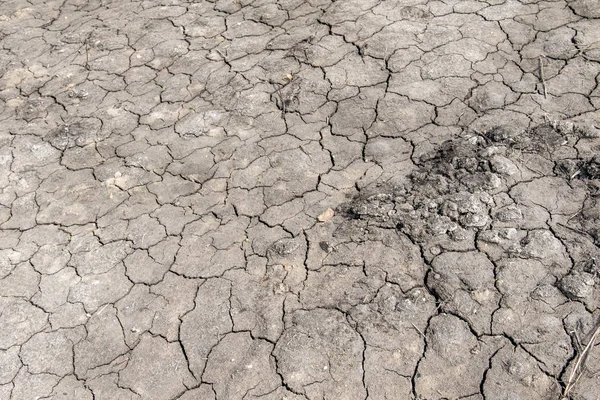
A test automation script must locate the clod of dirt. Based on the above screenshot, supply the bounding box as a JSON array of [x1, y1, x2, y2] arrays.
[[269, 238, 300, 256], [319, 241, 334, 253], [45, 119, 102, 150], [343, 122, 600, 247], [560, 272, 596, 299], [17, 99, 46, 121], [583, 258, 599, 277], [580, 156, 600, 179], [556, 155, 600, 180], [343, 134, 502, 243]]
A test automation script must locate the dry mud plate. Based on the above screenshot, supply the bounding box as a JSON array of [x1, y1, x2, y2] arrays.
[[1, 0, 600, 399]]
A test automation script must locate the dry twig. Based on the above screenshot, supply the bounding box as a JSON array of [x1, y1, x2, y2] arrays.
[[411, 322, 426, 339], [561, 322, 600, 399]]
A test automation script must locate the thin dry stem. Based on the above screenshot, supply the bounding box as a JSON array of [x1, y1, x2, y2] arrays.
[[561, 322, 600, 399]]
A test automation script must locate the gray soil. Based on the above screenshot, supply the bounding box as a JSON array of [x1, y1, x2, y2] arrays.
[[0, 0, 599, 399]]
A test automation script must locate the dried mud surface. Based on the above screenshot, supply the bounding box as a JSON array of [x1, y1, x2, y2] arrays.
[[1, 0, 600, 399]]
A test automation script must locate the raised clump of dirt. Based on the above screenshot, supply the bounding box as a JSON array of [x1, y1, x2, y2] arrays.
[[343, 121, 600, 246], [337, 120, 600, 397]]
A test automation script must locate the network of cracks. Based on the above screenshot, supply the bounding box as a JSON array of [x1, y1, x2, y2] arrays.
[[0, 0, 600, 399]]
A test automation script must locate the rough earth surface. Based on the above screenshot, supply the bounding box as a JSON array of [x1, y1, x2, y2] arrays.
[[1, 0, 600, 399]]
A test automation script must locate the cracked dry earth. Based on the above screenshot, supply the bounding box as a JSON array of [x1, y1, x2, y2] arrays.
[[2, 0, 600, 400]]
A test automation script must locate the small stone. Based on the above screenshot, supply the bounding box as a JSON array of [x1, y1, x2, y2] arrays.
[[317, 208, 335, 222]]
